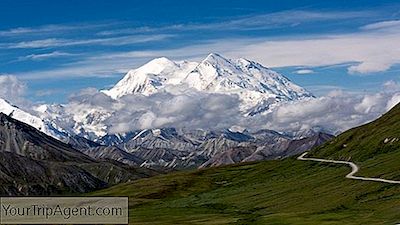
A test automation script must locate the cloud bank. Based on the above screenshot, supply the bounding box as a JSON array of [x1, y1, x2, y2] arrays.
[[264, 90, 399, 134], [0, 75, 397, 136], [54, 82, 400, 136]]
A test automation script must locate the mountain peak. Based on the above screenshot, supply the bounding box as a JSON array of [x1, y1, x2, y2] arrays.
[[183, 53, 313, 114], [102, 53, 313, 115], [204, 52, 225, 60], [145, 56, 174, 65], [237, 57, 256, 67], [136, 57, 176, 75], [201, 53, 231, 67], [102, 57, 197, 98]]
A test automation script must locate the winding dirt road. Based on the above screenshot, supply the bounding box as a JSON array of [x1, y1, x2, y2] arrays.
[[298, 152, 400, 184]]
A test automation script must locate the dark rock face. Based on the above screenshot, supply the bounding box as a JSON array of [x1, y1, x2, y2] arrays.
[[0, 113, 158, 196], [0, 152, 105, 196]]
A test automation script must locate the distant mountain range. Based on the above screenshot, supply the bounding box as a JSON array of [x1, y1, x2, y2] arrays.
[[0, 53, 329, 173], [31, 53, 314, 141], [94, 128, 333, 169]]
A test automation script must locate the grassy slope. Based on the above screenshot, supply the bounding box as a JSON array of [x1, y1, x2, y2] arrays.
[[90, 104, 400, 224], [310, 103, 400, 180], [91, 159, 400, 224]]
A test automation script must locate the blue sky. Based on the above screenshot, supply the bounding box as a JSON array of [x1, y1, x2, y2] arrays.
[[1, 0, 400, 103]]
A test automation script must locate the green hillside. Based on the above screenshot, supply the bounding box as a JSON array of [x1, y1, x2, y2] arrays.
[[90, 104, 400, 224], [310, 103, 400, 180]]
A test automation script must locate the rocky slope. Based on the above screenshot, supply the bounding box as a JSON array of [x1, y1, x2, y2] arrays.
[[0, 113, 158, 196], [93, 128, 333, 169]]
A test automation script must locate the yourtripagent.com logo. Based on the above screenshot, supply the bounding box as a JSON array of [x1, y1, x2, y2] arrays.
[[0, 197, 128, 224]]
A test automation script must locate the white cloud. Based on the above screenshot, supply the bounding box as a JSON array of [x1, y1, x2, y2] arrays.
[[0, 25, 71, 36], [35, 89, 63, 97], [361, 20, 400, 31], [382, 80, 400, 91], [0, 23, 117, 37], [296, 69, 314, 74], [3, 34, 172, 49], [18, 51, 75, 61], [57, 89, 242, 136], [354, 93, 385, 114], [263, 90, 400, 134], [223, 31, 400, 74], [0, 75, 27, 105]]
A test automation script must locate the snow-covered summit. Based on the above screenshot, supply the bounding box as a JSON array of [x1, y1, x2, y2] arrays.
[[102, 57, 197, 98], [103, 53, 313, 114]]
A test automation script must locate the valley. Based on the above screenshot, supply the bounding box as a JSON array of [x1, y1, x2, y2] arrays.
[[89, 102, 400, 224], [91, 158, 400, 224]]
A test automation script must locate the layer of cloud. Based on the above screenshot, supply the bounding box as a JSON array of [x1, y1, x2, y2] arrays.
[[226, 32, 400, 74], [361, 20, 400, 31], [0, 25, 75, 36], [16, 18, 400, 79], [45, 81, 400, 137], [0, 23, 117, 37], [3, 35, 172, 49], [97, 10, 374, 36], [53, 88, 242, 138], [0, 10, 390, 79], [1, 73, 396, 137], [263, 90, 399, 134]]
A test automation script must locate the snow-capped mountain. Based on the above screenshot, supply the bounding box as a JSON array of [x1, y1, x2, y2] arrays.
[[0, 53, 331, 171], [103, 53, 313, 115], [102, 57, 198, 98], [25, 53, 314, 143], [0, 98, 67, 141]]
